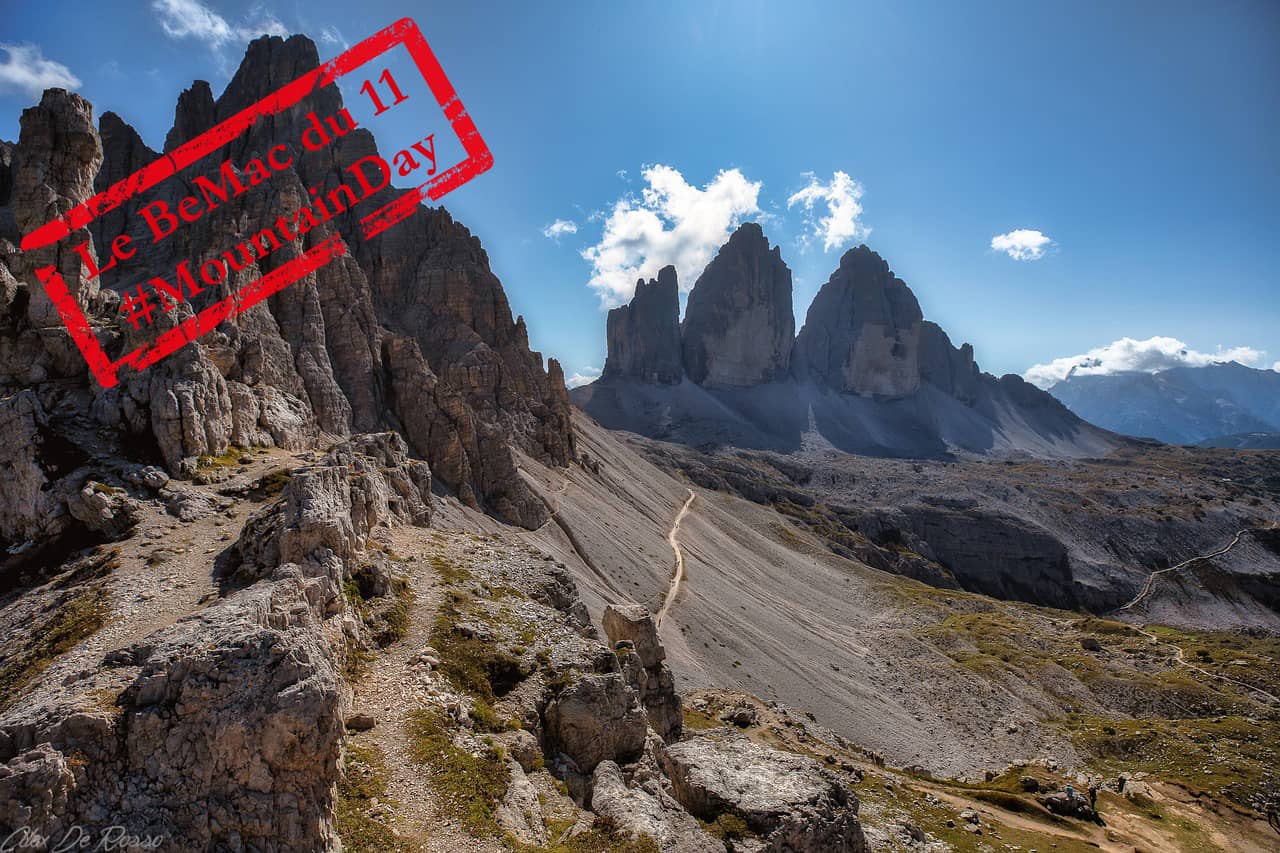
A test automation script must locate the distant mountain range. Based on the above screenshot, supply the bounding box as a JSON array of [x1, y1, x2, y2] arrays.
[[1047, 361, 1280, 445], [573, 223, 1113, 458]]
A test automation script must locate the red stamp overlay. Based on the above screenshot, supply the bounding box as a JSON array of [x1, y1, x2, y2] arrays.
[[19, 18, 492, 389]]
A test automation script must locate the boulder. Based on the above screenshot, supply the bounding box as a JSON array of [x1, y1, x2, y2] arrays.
[[544, 673, 648, 773], [603, 603, 666, 668], [605, 604, 682, 740], [590, 760, 723, 853], [659, 734, 865, 852], [66, 481, 140, 539]]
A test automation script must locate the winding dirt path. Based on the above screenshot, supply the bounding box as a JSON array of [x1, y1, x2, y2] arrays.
[[1114, 529, 1249, 613], [656, 489, 695, 628], [1110, 526, 1280, 706], [1133, 625, 1280, 706]]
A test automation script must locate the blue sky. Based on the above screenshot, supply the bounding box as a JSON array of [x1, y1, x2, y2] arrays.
[[2, 0, 1278, 386]]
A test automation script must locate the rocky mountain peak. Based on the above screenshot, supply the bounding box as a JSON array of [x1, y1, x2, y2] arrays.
[[793, 244, 925, 398], [681, 221, 793, 388], [602, 265, 682, 384], [0, 33, 573, 532], [164, 80, 215, 152]]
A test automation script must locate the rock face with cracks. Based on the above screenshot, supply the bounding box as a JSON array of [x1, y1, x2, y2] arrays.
[[660, 733, 866, 852], [0, 434, 434, 849], [0, 33, 571, 539]]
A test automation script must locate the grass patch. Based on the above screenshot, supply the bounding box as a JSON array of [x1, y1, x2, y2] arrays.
[[255, 469, 291, 498], [704, 812, 753, 842], [196, 445, 247, 472], [1064, 713, 1280, 807], [0, 588, 108, 709], [407, 708, 509, 838], [970, 788, 1055, 819], [430, 554, 472, 585], [336, 743, 410, 852], [429, 593, 527, 704], [345, 573, 414, 648], [682, 706, 722, 731]]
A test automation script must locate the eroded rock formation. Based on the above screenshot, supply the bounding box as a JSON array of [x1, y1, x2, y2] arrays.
[[793, 245, 923, 398], [0, 33, 572, 538], [682, 222, 794, 388], [603, 266, 683, 384]]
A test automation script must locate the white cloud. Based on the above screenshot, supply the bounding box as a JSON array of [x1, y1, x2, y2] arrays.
[[0, 43, 81, 98], [1274, 361, 1280, 373], [1024, 336, 1268, 388], [319, 26, 349, 49], [991, 228, 1053, 261], [582, 164, 762, 307], [151, 0, 288, 50], [786, 171, 869, 252], [565, 367, 601, 388], [542, 219, 578, 241]]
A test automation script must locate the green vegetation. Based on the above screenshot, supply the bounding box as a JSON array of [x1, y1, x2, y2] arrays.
[[344, 572, 414, 648], [682, 706, 721, 731], [407, 708, 510, 838], [853, 773, 1101, 853], [430, 553, 472, 585], [196, 445, 247, 471], [1065, 713, 1279, 806], [429, 591, 527, 704], [968, 788, 1054, 818], [255, 469, 292, 498], [704, 812, 753, 842], [336, 743, 410, 852], [0, 588, 108, 710], [911, 598, 1280, 811]]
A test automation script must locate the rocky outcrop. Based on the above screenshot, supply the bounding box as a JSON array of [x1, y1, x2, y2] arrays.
[[682, 223, 793, 388], [793, 245, 922, 398], [603, 266, 683, 384], [603, 604, 682, 741], [544, 672, 649, 773], [590, 759, 723, 853], [659, 733, 866, 852], [919, 320, 980, 404], [0, 33, 571, 532], [0, 390, 72, 543], [0, 431, 432, 849], [856, 500, 1082, 610]]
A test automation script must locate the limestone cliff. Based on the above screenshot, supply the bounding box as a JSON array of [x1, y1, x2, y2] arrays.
[[792, 245, 923, 398], [602, 266, 683, 384], [0, 34, 572, 535], [681, 222, 793, 388]]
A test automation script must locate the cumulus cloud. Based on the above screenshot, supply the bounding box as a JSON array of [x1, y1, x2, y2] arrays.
[[582, 164, 762, 307], [1024, 336, 1268, 388], [565, 367, 601, 388], [991, 229, 1053, 261], [542, 219, 578, 241], [0, 43, 81, 98], [151, 0, 288, 50], [786, 171, 869, 252]]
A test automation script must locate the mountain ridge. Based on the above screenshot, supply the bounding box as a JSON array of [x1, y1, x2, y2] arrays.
[[1049, 360, 1280, 445], [574, 223, 1112, 459]]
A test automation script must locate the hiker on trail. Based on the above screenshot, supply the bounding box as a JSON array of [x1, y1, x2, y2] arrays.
[[1088, 785, 1098, 810], [1065, 784, 1076, 801]]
